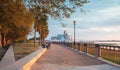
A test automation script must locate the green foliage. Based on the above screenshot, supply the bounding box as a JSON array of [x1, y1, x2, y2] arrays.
[[24, 0, 88, 19]]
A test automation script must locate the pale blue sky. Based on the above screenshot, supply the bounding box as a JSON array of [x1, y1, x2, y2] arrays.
[[28, 0, 120, 41]]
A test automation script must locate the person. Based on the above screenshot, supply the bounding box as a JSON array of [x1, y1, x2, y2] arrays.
[[48, 43, 51, 46], [46, 43, 51, 49]]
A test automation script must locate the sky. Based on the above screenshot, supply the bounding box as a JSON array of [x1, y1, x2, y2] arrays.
[[28, 0, 120, 41]]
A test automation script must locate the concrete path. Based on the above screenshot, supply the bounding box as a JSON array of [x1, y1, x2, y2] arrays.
[[0, 45, 15, 67], [30, 44, 120, 70]]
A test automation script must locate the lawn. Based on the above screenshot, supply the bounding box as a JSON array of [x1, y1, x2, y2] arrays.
[[0, 48, 6, 61], [13, 43, 40, 61]]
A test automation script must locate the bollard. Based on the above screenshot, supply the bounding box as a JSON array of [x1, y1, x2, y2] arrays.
[[78, 43, 80, 51], [70, 43, 72, 48], [95, 44, 100, 58], [84, 44, 87, 54], [72, 43, 74, 49]]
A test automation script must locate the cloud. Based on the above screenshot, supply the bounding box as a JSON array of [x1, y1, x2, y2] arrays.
[[66, 25, 120, 33], [97, 6, 120, 16], [70, 6, 120, 28], [62, 6, 120, 33], [64, 25, 120, 40]]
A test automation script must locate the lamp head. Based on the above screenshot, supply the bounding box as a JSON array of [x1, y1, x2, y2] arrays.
[[73, 21, 76, 25]]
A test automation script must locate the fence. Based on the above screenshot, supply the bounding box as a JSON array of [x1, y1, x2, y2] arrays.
[[100, 45, 120, 64], [52, 42, 120, 65]]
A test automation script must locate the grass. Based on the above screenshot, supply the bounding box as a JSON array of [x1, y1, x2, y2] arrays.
[[13, 43, 40, 61], [102, 56, 120, 65], [0, 48, 6, 61]]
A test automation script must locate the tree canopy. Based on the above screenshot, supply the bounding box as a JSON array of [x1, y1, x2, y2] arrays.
[[0, 0, 34, 47], [25, 0, 88, 19]]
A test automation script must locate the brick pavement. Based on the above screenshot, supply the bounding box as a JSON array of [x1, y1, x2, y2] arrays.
[[30, 44, 119, 70]]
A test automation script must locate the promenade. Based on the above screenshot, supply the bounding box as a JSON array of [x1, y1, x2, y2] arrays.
[[30, 44, 120, 70]]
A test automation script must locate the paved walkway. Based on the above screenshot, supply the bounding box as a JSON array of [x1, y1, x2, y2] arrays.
[[30, 44, 120, 70]]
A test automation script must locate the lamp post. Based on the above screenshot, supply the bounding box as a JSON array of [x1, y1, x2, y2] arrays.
[[73, 21, 76, 48], [64, 31, 66, 43]]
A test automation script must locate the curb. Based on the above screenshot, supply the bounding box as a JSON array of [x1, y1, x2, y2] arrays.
[[0, 45, 15, 67], [22, 48, 47, 70], [0, 48, 47, 70]]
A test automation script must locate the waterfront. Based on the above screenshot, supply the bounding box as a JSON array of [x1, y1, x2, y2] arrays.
[[95, 42, 120, 47]]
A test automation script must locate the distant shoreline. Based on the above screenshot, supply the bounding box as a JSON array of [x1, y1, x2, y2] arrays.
[[95, 42, 120, 46]]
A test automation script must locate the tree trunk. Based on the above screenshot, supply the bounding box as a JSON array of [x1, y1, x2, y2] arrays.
[[1, 33, 4, 48], [34, 30, 36, 47], [41, 33, 44, 44], [39, 34, 40, 45], [0, 33, 2, 48], [39, 29, 41, 45], [4, 33, 6, 47]]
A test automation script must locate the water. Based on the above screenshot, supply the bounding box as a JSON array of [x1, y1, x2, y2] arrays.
[[95, 42, 120, 47]]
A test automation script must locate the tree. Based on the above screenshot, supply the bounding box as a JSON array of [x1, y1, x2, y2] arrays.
[[40, 25, 49, 43], [0, 0, 34, 47], [37, 22, 49, 45], [34, 14, 49, 45]]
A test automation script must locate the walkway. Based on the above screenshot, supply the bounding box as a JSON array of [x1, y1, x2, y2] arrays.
[[30, 44, 120, 70]]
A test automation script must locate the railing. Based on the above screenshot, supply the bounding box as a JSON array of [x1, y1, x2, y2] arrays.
[[52, 42, 120, 65], [80, 44, 84, 52], [99, 45, 120, 64], [87, 44, 95, 55]]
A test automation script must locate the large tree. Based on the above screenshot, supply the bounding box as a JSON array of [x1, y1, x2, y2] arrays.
[[34, 14, 49, 46], [0, 0, 34, 47], [37, 15, 49, 45]]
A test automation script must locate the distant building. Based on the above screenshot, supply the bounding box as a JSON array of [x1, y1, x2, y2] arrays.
[[51, 34, 64, 42], [51, 32, 72, 42], [51, 37, 58, 40]]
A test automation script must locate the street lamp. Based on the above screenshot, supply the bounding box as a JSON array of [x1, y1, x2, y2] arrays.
[[73, 21, 76, 48]]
